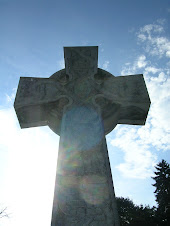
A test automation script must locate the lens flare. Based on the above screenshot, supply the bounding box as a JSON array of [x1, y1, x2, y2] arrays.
[[57, 147, 83, 175], [79, 175, 109, 205], [61, 105, 104, 151]]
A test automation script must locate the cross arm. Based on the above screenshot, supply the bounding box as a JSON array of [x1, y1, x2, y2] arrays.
[[95, 72, 151, 134], [14, 77, 67, 129], [116, 74, 151, 125]]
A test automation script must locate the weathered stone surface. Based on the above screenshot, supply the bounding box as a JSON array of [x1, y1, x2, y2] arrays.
[[14, 46, 151, 226], [14, 65, 150, 135], [51, 106, 119, 225]]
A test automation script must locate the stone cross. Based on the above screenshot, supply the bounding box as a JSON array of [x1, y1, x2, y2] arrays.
[[14, 46, 151, 226]]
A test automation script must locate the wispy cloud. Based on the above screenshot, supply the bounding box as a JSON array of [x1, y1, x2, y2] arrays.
[[99, 43, 104, 52], [57, 59, 65, 69], [5, 88, 17, 103], [121, 55, 148, 75], [145, 66, 160, 74], [102, 60, 110, 70], [137, 21, 170, 58]]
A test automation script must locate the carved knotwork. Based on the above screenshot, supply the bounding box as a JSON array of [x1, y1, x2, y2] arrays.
[[50, 69, 70, 85]]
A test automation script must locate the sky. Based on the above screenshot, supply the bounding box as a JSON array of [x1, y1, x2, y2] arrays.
[[0, 0, 170, 225]]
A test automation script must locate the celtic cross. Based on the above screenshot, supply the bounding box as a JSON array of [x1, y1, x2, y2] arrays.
[[14, 46, 150, 225]]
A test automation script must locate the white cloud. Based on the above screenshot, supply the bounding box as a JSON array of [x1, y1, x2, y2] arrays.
[[137, 55, 147, 68], [113, 22, 170, 178], [111, 70, 170, 177], [145, 66, 160, 74], [144, 72, 170, 135], [138, 34, 147, 42], [111, 127, 156, 179], [116, 67, 170, 178], [166, 50, 170, 57], [144, 24, 163, 33], [121, 55, 148, 75], [102, 60, 110, 70], [137, 22, 170, 58]]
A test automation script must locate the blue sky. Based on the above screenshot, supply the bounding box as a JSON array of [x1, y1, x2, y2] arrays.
[[0, 0, 170, 225]]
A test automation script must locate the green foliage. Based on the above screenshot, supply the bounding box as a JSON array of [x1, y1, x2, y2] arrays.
[[116, 159, 170, 226], [152, 159, 170, 225], [116, 197, 157, 226]]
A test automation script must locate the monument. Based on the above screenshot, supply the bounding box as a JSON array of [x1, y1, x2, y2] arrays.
[[14, 46, 151, 225]]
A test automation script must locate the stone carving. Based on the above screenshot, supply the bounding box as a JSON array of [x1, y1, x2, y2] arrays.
[[14, 46, 151, 226]]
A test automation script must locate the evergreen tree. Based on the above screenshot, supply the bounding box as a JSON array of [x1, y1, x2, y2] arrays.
[[116, 197, 156, 225], [152, 159, 170, 225]]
